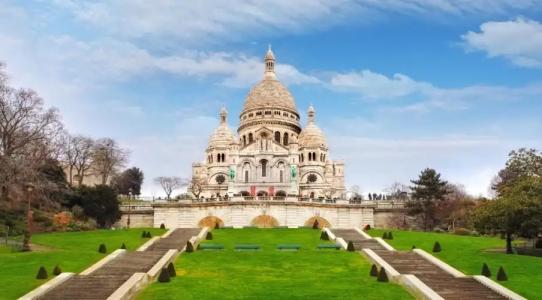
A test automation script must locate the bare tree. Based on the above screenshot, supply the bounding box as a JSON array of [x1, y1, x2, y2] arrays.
[[70, 136, 95, 186], [0, 64, 63, 202], [385, 182, 410, 200], [189, 177, 205, 199], [154, 176, 187, 200], [92, 138, 128, 185]]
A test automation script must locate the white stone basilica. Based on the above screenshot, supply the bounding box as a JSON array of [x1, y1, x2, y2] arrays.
[[191, 48, 345, 200]]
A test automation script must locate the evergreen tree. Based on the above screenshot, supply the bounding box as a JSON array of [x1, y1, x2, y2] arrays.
[[320, 231, 329, 240], [206, 231, 213, 240], [158, 268, 170, 282], [408, 168, 449, 230], [98, 243, 107, 253], [53, 265, 62, 276], [346, 241, 355, 252], [432, 241, 441, 253], [36, 266, 48, 279], [167, 263, 176, 277], [121, 243, 126, 249], [481, 263, 491, 277], [497, 266, 508, 281], [388, 232, 394, 240], [370, 264, 378, 277], [377, 267, 389, 282]]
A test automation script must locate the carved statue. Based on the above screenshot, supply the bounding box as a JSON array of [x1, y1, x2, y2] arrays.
[[290, 165, 297, 180], [228, 167, 236, 180]]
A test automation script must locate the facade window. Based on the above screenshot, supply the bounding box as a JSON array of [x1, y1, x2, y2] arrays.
[[217, 154, 221, 162], [249, 133, 253, 143], [256, 111, 262, 116], [265, 111, 271, 115], [222, 153, 226, 163], [283, 133, 288, 146], [274, 131, 281, 143], [280, 170, 284, 183], [245, 170, 249, 183], [260, 159, 268, 177], [243, 135, 247, 146]]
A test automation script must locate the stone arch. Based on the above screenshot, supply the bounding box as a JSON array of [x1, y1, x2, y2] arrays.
[[275, 190, 287, 197], [198, 216, 224, 229], [304, 216, 331, 229], [251, 215, 279, 228], [257, 190, 268, 196]]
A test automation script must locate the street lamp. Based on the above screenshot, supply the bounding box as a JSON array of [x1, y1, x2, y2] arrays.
[[22, 183, 34, 252], [127, 188, 133, 229]]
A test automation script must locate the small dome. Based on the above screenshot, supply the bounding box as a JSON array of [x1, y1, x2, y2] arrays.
[[208, 124, 235, 148], [299, 122, 327, 148], [243, 79, 297, 112]]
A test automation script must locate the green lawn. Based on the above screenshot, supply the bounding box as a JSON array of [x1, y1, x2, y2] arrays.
[[138, 228, 411, 300], [0, 228, 164, 300], [368, 229, 542, 300]]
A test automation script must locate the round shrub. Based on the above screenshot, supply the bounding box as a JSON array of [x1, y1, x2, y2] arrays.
[[370, 264, 378, 277], [346, 241, 355, 252], [377, 267, 389, 282], [481, 263, 491, 277], [167, 262, 176, 277], [53, 265, 62, 276], [497, 266, 508, 281], [432, 241, 441, 253], [206, 231, 213, 240], [158, 268, 170, 283], [320, 231, 329, 240], [36, 266, 48, 279], [98, 243, 107, 253]]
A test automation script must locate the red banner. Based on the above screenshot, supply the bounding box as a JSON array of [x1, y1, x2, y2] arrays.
[[268, 186, 274, 196], [250, 186, 256, 196]]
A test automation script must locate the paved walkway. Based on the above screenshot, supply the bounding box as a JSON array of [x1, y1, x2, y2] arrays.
[[39, 228, 200, 300], [330, 229, 506, 300]]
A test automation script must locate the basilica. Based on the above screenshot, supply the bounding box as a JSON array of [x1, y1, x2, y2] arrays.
[[191, 48, 345, 200]]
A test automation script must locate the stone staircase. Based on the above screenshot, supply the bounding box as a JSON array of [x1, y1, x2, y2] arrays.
[[37, 228, 200, 300], [331, 229, 507, 300]]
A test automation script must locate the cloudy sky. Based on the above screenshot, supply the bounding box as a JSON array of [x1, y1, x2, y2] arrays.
[[1, 0, 541, 197]]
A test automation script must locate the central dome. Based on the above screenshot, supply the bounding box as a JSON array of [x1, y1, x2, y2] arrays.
[[242, 47, 298, 113], [243, 78, 297, 112]]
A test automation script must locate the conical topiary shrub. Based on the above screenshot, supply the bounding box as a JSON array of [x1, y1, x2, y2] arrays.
[[146, 231, 152, 238], [36, 266, 48, 279], [411, 245, 416, 250], [160, 223, 166, 229], [388, 232, 393, 240], [497, 266, 508, 281], [98, 244, 107, 253], [120, 243, 126, 250], [347, 241, 355, 252], [377, 267, 389, 282], [186, 241, 194, 253], [158, 268, 170, 283], [432, 241, 441, 253], [382, 232, 389, 239], [141, 231, 147, 238], [206, 231, 213, 240], [320, 231, 329, 240], [167, 262, 176, 277], [312, 219, 319, 229], [481, 263, 491, 277], [370, 264, 378, 277], [53, 265, 62, 276]]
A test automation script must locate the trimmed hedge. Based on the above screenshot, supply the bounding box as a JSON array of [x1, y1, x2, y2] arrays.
[[377, 267, 389, 282], [36, 266, 48, 279], [370, 264, 378, 277], [158, 268, 170, 283], [497, 266, 508, 281], [481, 263, 491, 277], [53, 265, 62, 276], [432, 241, 441, 253]]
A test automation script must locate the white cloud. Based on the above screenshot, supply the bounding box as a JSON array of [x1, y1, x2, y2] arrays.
[[462, 17, 542, 68]]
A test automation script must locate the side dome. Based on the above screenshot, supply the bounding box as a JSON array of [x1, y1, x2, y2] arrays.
[[208, 107, 235, 149], [299, 104, 327, 148], [299, 123, 327, 148]]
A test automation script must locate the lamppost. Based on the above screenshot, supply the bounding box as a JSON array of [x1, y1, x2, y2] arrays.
[[22, 183, 34, 252], [127, 188, 133, 229]]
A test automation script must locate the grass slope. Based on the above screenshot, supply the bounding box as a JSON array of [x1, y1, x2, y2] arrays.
[[369, 229, 542, 299], [138, 228, 411, 300], [0, 228, 164, 299]]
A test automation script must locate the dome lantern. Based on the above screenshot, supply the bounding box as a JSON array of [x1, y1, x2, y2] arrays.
[[264, 44, 276, 79]]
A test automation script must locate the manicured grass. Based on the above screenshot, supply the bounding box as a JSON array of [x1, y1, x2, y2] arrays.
[[138, 228, 411, 300], [369, 229, 542, 299], [0, 228, 164, 300]]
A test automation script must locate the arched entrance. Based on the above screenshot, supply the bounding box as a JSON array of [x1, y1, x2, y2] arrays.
[[240, 191, 250, 196], [304, 216, 331, 229], [257, 191, 268, 196], [250, 215, 279, 228], [198, 216, 225, 229], [275, 190, 287, 197]]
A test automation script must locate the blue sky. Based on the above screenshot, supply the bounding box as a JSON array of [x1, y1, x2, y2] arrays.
[[1, 1, 541, 197]]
